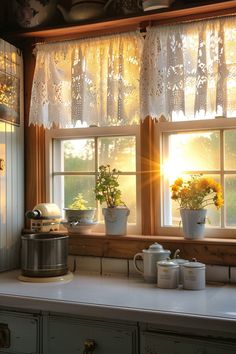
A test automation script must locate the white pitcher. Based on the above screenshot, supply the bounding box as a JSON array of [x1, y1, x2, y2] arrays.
[[133, 242, 171, 283]]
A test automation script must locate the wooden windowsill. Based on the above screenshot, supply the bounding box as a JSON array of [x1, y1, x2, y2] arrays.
[[68, 233, 236, 266]]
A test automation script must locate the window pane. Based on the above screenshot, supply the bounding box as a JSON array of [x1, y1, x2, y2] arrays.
[[224, 130, 236, 170], [165, 131, 220, 174], [53, 175, 96, 215], [54, 139, 95, 172], [98, 136, 136, 172], [225, 175, 236, 227]]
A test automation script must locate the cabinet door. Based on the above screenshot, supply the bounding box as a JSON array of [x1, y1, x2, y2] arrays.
[[140, 331, 236, 354], [0, 311, 40, 354], [47, 315, 137, 354]]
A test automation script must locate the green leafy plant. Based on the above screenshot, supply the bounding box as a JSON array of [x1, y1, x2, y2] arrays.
[[69, 193, 89, 210], [94, 165, 125, 208]]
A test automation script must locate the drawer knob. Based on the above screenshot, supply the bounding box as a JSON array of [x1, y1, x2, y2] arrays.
[[83, 339, 96, 354], [0, 324, 10, 348]]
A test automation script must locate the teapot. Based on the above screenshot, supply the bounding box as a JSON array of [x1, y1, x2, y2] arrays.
[[133, 242, 171, 283], [57, 0, 115, 23]]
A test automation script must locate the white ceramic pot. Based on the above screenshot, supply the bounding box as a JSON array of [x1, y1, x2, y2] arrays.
[[182, 260, 206, 290], [133, 242, 171, 283], [102, 207, 130, 236], [64, 208, 96, 223], [13, 0, 58, 28], [180, 209, 207, 239], [157, 260, 179, 289]]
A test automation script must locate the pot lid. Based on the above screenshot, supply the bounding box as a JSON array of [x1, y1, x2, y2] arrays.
[[157, 260, 179, 268], [143, 242, 169, 253], [173, 258, 189, 265]]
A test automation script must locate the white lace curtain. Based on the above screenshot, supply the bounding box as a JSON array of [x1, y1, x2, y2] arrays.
[[29, 31, 143, 128], [141, 17, 236, 122]]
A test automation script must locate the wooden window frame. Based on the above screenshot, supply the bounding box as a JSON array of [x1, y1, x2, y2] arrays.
[[155, 118, 236, 238], [44, 125, 141, 235], [22, 1, 236, 264]]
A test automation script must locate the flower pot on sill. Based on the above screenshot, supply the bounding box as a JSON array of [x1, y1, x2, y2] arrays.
[[180, 209, 207, 240], [64, 208, 96, 223], [102, 207, 130, 236]]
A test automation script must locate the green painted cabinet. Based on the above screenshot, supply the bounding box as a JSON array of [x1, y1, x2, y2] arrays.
[[140, 331, 236, 354], [46, 315, 138, 354], [0, 310, 40, 354]]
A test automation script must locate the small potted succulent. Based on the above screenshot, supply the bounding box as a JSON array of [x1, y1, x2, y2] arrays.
[[94, 164, 130, 236], [64, 193, 96, 223]]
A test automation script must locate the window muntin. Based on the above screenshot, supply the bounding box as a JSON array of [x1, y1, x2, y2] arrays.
[[157, 119, 236, 237]]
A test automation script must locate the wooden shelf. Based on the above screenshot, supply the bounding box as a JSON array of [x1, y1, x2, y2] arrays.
[[3, 0, 236, 42]]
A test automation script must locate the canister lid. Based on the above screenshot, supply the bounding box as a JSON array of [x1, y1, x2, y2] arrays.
[[183, 261, 205, 269], [173, 258, 189, 265], [157, 260, 179, 268]]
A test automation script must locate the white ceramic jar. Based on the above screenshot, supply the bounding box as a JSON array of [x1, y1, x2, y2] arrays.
[[182, 260, 206, 290], [173, 258, 189, 285], [157, 260, 179, 289]]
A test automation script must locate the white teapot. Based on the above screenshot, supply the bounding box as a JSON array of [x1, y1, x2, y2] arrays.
[[133, 242, 171, 283]]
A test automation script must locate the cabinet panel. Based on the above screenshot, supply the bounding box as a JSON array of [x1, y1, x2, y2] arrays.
[[0, 311, 39, 354], [140, 331, 236, 354], [48, 315, 137, 354]]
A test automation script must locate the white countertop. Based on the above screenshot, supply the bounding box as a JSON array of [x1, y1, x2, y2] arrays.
[[0, 270, 236, 335]]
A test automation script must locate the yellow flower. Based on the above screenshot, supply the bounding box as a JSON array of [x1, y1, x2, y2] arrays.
[[171, 185, 179, 192], [170, 174, 224, 210], [174, 178, 183, 187]]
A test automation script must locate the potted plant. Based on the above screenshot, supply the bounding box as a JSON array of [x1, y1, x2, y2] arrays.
[[64, 193, 96, 223], [171, 175, 224, 239], [94, 164, 130, 236]]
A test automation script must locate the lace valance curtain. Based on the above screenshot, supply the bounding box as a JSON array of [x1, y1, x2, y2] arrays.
[[29, 32, 143, 128], [141, 17, 236, 122]]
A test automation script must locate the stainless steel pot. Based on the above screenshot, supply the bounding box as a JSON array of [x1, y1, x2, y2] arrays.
[[21, 233, 69, 277]]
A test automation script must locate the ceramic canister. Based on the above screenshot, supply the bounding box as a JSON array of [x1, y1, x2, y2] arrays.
[[157, 260, 179, 289], [173, 258, 189, 285], [182, 261, 206, 290]]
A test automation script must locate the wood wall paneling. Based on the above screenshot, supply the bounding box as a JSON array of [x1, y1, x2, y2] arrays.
[[23, 41, 46, 221], [0, 41, 24, 271], [69, 234, 236, 266]]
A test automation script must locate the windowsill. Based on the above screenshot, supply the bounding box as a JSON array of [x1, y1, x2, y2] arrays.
[[68, 233, 236, 266], [69, 232, 236, 243]]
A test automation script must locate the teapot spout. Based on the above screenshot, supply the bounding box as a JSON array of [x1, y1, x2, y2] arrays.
[[57, 4, 71, 23]]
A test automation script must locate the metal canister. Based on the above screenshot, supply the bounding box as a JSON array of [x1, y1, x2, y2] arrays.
[[157, 260, 179, 289], [183, 260, 206, 290]]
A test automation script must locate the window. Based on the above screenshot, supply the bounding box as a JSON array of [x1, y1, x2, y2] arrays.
[[45, 125, 141, 234], [156, 118, 236, 237]]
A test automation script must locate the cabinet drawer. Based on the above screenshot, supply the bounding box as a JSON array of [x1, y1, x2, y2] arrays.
[[0, 311, 39, 354], [48, 315, 137, 354], [140, 331, 236, 354]]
